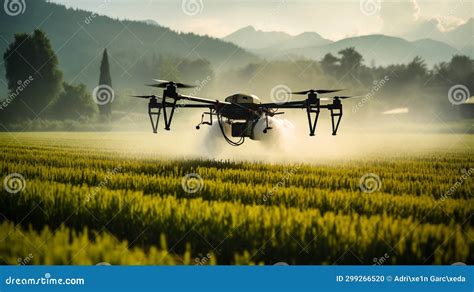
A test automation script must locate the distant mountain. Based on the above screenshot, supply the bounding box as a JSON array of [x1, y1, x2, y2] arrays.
[[223, 26, 470, 67], [252, 32, 333, 55], [402, 18, 473, 50], [223, 26, 332, 51], [223, 26, 293, 50], [270, 35, 469, 67], [0, 0, 257, 95]]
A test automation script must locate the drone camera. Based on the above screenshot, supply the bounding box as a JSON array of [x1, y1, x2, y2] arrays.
[[231, 122, 252, 138]]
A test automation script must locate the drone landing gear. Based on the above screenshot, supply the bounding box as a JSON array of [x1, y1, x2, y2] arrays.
[[148, 99, 161, 134], [148, 97, 178, 133], [162, 99, 177, 131], [306, 102, 320, 137], [196, 110, 214, 130], [330, 106, 343, 136]]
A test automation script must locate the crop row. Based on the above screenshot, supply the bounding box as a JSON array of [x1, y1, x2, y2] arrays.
[[2, 146, 472, 200], [1, 161, 471, 225], [0, 221, 197, 265], [1, 179, 471, 264]]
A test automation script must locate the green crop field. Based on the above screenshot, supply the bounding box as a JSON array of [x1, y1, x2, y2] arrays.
[[0, 132, 472, 265]]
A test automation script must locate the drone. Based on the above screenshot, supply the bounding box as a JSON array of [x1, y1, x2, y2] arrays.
[[133, 79, 357, 146]]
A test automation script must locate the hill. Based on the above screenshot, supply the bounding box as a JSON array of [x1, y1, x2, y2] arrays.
[[223, 26, 471, 67], [0, 0, 257, 95], [223, 26, 333, 52], [279, 35, 466, 67], [222, 25, 293, 50]]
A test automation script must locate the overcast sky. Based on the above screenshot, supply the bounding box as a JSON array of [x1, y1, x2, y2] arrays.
[[50, 0, 473, 40]]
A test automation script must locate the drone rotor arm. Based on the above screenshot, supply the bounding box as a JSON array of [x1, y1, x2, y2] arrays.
[[178, 94, 232, 105], [260, 100, 307, 109]]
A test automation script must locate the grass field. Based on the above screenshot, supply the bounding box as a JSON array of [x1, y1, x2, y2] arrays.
[[0, 132, 472, 265]]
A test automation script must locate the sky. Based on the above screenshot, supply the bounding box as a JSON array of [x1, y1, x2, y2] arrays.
[[50, 0, 473, 40]]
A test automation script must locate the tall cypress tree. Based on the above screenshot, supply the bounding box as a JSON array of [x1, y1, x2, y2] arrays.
[[98, 48, 112, 117]]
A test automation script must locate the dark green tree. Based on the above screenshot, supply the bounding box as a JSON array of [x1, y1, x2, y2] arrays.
[[338, 47, 363, 73], [2, 30, 63, 122], [447, 55, 472, 82], [98, 48, 113, 117], [406, 56, 427, 82], [52, 82, 98, 120], [320, 53, 339, 76], [178, 59, 214, 83]]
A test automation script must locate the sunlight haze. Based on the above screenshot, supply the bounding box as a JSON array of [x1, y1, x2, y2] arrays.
[[49, 0, 473, 40]]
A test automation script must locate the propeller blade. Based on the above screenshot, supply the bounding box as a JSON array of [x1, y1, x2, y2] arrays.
[[146, 83, 167, 88], [315, 89, 343, 94], [131, 95, 160, 99], [175, 82, 197, 89], [289, 89, 344, 95], [153, 79, 170, 83], [335, 95, 363, 99], [149, 79, 197, 89], [289, 90, 311, 95], [319, 95, 362, 101]]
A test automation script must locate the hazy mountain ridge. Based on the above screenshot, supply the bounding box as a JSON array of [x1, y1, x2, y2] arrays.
[[222, 25, 293, 50], [223, 26, 472, 67], [224, 26, 333, 52], [401, 17, 473, 49], [288, 35, 467, 67]]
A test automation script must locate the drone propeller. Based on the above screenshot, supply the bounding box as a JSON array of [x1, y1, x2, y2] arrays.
[[289, 89, 344, 95], [333, 95, 362, 99], [148, 79, 196, 89], [319, 96, 362, 101], [131, 95, 161, 99]]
